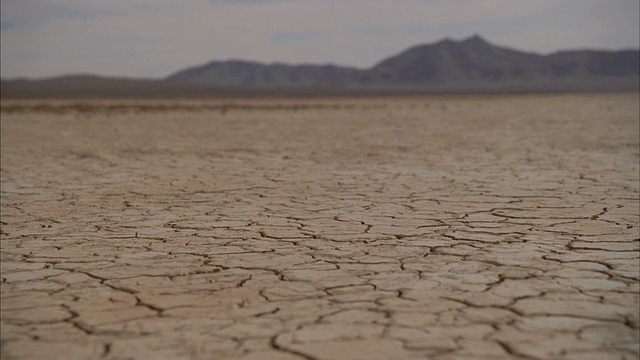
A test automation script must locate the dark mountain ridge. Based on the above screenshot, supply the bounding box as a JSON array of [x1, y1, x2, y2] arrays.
[[2, 35, 638, 98], [168, 35, 639, 91], [169, 60, 360, 88]]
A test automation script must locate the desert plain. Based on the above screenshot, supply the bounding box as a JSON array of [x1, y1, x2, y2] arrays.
[[1, 93, 639, 359]]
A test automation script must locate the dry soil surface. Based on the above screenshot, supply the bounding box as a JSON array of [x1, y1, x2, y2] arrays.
[[1, 94, 639, 360]]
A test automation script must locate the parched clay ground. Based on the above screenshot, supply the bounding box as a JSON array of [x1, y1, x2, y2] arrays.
[[1, 94, 639, 360]]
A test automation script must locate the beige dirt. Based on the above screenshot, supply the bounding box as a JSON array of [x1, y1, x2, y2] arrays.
[[1, 94, 639, 359]]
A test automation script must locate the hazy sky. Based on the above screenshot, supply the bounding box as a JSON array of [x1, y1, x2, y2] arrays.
[[1, 0, 638, 79]]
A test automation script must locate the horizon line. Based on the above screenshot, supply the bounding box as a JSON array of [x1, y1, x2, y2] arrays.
[[2, 35, 639, 82]]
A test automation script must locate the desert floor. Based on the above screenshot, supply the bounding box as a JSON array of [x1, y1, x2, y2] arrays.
[[1, 94, 639, 359]]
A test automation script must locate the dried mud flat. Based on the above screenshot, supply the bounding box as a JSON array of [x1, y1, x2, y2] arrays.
[[1, 94, 639, 360]]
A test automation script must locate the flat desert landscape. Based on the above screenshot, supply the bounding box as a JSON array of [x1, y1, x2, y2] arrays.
[[1, 94, 639, 359]]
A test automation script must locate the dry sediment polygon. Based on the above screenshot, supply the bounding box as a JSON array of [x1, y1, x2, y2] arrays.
[[1, 94, 638, 359]]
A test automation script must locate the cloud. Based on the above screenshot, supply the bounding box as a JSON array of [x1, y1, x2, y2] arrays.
[[210, 0, 313, 5], [1, 1, 125, 28], [0, 0, 183, 30], [270, 31, 324, 44], [0, 22, 16, 30]]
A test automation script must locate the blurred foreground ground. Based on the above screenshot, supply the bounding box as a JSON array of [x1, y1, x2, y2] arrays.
[[1, 94, 639, 359]]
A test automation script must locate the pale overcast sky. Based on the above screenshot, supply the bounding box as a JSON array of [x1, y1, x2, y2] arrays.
[[1, 0, 638, 79]]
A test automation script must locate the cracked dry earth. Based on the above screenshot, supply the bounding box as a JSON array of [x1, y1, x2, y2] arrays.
[[1, 94, 639, 360]]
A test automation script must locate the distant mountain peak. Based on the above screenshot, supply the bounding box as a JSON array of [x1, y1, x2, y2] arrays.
[[466, 34, 486, 41], [433, 35, 489, 46], [409, 35, 494, 55], [162, 35, 639, 92], [462, 34, 489, 45]]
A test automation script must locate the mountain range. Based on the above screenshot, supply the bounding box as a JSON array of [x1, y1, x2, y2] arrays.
[[2, 35, 638, 98]]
